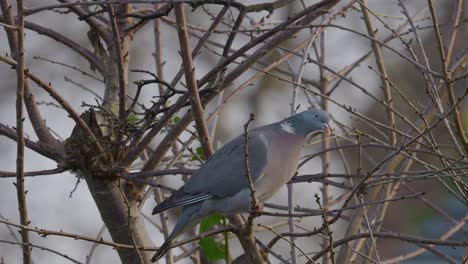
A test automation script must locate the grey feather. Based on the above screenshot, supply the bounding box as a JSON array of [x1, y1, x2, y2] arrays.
[[152, 190, 213, 215], [152, 127, 269, 215], [151, 203, 202, 262], [151, 109, 331, 262], [184, 127, 270, 197]]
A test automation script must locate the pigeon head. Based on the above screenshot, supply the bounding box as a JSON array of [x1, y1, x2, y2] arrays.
[[280, 109, 330, 136]]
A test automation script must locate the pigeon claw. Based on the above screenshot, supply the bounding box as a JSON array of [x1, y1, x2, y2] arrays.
[[254, 200, 264, 214]]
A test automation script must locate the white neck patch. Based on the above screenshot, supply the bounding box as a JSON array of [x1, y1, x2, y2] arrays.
[[280, 122, 295, 134]]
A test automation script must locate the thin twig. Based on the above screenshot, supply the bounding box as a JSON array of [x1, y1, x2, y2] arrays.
[[258, 223, 317, 264], [0, 218, 232, 252], [85, 224, 106, 264], [175, 2, 214, 157], [427, 0, 468, 154], [34, 56, 103, 82], [243, 113, 257, 237], [309, 227, 468, 263], [153, 3, 166, 97], [0, 55, 104, 153], [240, 113, 266, 264], [0, 239, 83, 264], [15, 0, 32, 262], [0, 167, 66, 178], [122, 168, 194, 178], [260, 192, 425, 218], [315, 194, 335, 264], [0, 0, 62, 151]]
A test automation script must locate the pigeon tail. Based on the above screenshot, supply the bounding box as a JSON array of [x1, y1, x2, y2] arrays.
[[151, 237, 172, 262], [151, 204, 202, 262]]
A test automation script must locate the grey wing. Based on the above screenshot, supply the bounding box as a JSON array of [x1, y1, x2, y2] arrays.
[[152, 188, 214, 215], [184, 129, 270, 197]]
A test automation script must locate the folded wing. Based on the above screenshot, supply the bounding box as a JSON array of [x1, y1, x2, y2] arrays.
[[152, 129, 270, 215]]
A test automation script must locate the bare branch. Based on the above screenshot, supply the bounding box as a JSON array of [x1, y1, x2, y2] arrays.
[[175, 3, 214, 157], [0, 55, 104, 153], [0, 123, 61, 161], [0, 1, 63, 152], [20, 20, 104, 73], [108, 4, 128, 160], [0, 239, 83, 264], [14, 1, 32, 262], [427, 0, 468, 153], [0, 167, 66, 178]]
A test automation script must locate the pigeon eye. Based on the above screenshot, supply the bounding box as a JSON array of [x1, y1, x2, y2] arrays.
[[314, 114, 319, 118]]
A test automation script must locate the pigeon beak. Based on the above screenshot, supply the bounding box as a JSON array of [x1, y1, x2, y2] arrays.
[[308, 123, 330, 139]]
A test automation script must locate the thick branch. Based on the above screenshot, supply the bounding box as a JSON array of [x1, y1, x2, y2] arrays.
[[80, 171, 153, 263], [0, 123, 61, 161], [108, 4, 128, 160]]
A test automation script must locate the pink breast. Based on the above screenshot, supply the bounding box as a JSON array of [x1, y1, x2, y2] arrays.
[[255, 132, 305, 201]]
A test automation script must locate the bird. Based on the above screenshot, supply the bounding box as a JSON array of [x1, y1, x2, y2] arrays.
[[151, 108, 330, 262]]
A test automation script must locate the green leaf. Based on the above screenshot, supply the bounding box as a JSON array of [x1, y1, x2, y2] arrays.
[[173, 116, 181, 123], [195, 146, 206, 161], [199, 237, 226, 261], [199, 213, 224, 232], [126, 113, 139, 125], [196, 146, 204, 155], [199, 213, 229, 261]]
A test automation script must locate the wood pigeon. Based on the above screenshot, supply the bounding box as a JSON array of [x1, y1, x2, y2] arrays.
[[151, 108, 330, 262]]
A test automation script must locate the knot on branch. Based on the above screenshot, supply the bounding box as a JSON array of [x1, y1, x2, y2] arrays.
[[64, 108, 125, 179]]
